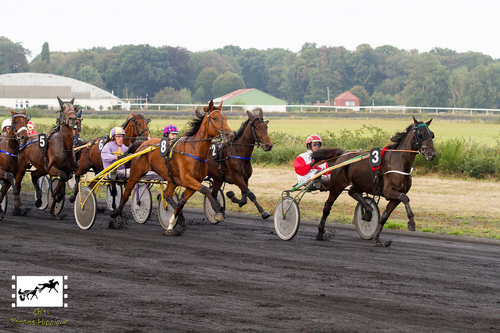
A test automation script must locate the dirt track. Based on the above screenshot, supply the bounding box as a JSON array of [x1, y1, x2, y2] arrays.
[[1, 192, 499, 332]]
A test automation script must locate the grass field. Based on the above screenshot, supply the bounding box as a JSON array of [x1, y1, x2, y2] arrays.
[[31, 115, 500, 145]]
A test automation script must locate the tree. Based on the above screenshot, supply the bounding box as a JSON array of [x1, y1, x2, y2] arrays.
[[237, 48, 268, 92], [194, 67, 219, 102], [78, 64, 104, 89], [350, 85, 370, 106], [371, 92, 398, 106], [0, 37, 29, 74], [449, 66, 469, 108], [402, 53, 449, 107], [41, 42, 50, 64], [212, 71, 245, 98], [152, 86, 192, 104], [164, 46, 191, 90]]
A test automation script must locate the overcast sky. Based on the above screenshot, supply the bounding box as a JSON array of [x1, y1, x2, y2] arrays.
[[4, 0, 500, 60]]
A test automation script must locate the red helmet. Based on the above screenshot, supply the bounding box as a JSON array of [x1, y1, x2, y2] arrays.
[[306, 135, 322, 144]]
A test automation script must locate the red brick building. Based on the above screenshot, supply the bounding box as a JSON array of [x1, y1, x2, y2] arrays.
[[334, 92, 360, 107]]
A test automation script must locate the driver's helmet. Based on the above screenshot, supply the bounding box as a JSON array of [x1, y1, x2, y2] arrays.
[[110, 127, 125, 139], [163, 124, 179, 137], [1, 119, 12, 132], [28, 121, 35, 131], [306, 134, 322, 149]]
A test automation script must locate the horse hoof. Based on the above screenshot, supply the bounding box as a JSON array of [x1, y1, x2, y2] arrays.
[[407, 222, 416, 231], [177, 214, 186, 228], [110, 210, 119, 218], [165, 229, 181, 236], [226, 191, 235, 199], [214, 213, 224, 222], [316, 234, 325, 241], [362, 211, 372, 222], [69, 195, 76, 203], [375, 240, 392, 247], [261, 211, 271, 219], [34, 199, 42, 208]]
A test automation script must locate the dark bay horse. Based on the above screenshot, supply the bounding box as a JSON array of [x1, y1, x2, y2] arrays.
[[207, 109, 273, 219], [0, 109, 29, 219], [69, 113, 150, 203], [15, 97, 78, 218], [311, 117, 436, 247], [110, 101, 234, 234]]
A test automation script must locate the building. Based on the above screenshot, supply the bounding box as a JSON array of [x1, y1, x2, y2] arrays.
[[213, 89, 287, 112], [334, 91, 360, 107], [0, 73, 126, 110]]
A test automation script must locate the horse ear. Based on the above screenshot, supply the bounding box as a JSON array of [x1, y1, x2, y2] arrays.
[[9, 109, 15, 116], [217, 100, 223, 111], [246, 110, 255, 122], [57, 96, 64, 108], [412, 116, 419, 125], [207, 100, 214, 112], [258, 108, 263, 119], [426, 118, 433, 126], [70, 97, 75, 105], [22, 108, 26, 115], [130, 112, 135, 117]]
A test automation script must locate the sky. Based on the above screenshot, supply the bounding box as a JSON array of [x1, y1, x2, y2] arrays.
[[4, 0, 500, 61]]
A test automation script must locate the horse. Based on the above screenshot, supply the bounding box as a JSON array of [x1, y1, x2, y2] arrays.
[[69, 113, 151, 203], [14, 97, 78, 219], [207, 108, 273, 219], [0, 109, 30, 219], [110, 100, 234, 234], [38, 279, 59, 293], [311, 117, 436, 247], [18, 286, 40, 300]]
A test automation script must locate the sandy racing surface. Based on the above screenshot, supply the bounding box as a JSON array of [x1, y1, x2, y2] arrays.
[[1, 192, 499, 332]]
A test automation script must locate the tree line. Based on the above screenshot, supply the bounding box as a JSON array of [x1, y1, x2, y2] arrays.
[[1, 36, 500, 108]]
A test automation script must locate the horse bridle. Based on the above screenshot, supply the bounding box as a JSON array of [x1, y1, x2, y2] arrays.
[[11, 113, 30, 142], [412, 123, 434, 154], [60, 105, 78, 126], [249, 117, 270, 149], [129, 114, 151, 140], [206, 110, 226, 141]]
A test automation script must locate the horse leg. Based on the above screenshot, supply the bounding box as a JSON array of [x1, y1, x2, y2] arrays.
[[373, 199, 400, 247], [48, 167, 68, 219], [111, 166, 143, 219], [316, 186, 344, 241], [200, 185, 224, 221], [398, 193, 415, 231], [348, 187, 373, 222], [232, 176, 269, 219], [31, 171, 45, 208], [165, 187, 195, 236], [14, 159, 28, 215], [0, 172, 11, 220]]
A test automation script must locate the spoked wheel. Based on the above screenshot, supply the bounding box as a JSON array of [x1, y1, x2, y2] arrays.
[[106, 184, 123, 211], [203, 189, 225, 224], [131, 183, 152, 224], [74, 186, 97, 230], [274, 196, 300, 241], [353, 196, 380, 240], [47, 178, 65, 216], [37, 176, 49, 210], [158, 193, 179, 230]]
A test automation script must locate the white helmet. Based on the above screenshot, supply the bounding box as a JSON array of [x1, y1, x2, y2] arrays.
[[1, 119, 12, 131]]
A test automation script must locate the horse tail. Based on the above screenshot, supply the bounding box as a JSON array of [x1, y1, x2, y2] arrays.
[[311, 148, 346, 164]]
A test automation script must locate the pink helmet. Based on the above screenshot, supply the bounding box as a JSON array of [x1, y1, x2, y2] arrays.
[[306, 135, 322, 144], [163, 124, 179, 136]]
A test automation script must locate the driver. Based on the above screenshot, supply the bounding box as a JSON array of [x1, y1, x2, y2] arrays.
[[101, 127, 129, 178], [294, 135, 329, 189], [163, 124, 179, 144]]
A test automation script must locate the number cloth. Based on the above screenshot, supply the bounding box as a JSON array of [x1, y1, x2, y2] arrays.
[[371, 147, 388, 172]]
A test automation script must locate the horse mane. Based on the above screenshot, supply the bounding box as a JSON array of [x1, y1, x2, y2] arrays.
[[387, 123, 416, 149], [121, 118, 131, 129], [183, 112, 205, 137], [233, 119, 250, 141]]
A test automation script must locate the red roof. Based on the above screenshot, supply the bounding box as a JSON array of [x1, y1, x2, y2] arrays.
[[213, 89, 254, 102], [335, 91, 359, 100]]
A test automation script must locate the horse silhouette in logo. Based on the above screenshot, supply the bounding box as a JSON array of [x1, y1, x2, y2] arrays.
[[18, 286, 40, 301], [38, 279, 59, 293]]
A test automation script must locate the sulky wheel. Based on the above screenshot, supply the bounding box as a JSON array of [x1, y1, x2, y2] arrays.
[[353, 196, 380, 240], [106, 184, 123, 211], [47, 178, 65, 216], [203, 189, 225, 224], [274, 196, 300, 241], [158, 193, 179, 230], [0, 184, 7, 215], [74, 186, 97, 230], [37, 176, 49, 210], [131, 183, 152, 224]]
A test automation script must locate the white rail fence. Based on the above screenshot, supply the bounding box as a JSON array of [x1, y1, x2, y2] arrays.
[[126, 103, 500, 116]]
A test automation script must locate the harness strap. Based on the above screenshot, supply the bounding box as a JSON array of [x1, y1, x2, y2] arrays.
[[19, 139, 38, 151], [385, 168, 414, 176], [230, 155, 252, 161], [0, 149, 18, 157]]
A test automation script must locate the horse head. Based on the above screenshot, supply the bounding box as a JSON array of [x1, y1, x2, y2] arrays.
[[127, 112, 151, 141], [57, 96, 78, 128], [412, 117, 436, 161], [9, 108, 29, 145], [205, 100, 233, 143], [246, 108, 273, 151]]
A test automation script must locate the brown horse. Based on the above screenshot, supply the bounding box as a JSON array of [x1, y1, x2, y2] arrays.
[[68, 113, 150, 203], [110, 101, 234, 234], [15, 97, 78, 218], [311, 117, 436, 247], [207, 109, 273, 219], [0, 109, 29, 219]]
